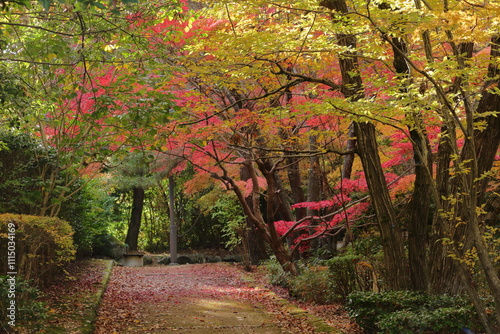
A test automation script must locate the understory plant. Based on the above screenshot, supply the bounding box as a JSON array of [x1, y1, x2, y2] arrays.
[[289, 264, 333, 304], [346, 290, 476, 334], [0, 214, 75, 287], [0, 275, 47, 332], [262, 256, 292, 289]]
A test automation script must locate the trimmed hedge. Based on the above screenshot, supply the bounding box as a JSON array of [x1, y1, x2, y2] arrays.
[[0, 213, 75, 287], [347, 290, 475, 334]]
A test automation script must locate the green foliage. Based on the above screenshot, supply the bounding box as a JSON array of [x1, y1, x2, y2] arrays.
[[92, 233, 126, 258], [210, 194, 246, 250], [262, 256, 292, 289], [139, 185, 170, 252], [0, 68, 29, 129], [174, 185, 226, 251], [347, 291, 475, 334], [109, 151, 159, 191], [0, 0, 140, 13], [0, 214, 75, 287], [264, 252, 380, 304], [350, 229, 383, 259], [0, 275, 47, 332], [0, 131, 118, 255], [326, 254, 363, 302], [111, 167, 238, 253], [290, 265, 333, 304], [0, 131, 56, 215], [58, 178, 124, 256]]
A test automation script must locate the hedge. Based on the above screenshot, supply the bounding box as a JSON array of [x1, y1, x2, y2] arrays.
[[0, 213, 75, 287], [347, 290, 475, 333]]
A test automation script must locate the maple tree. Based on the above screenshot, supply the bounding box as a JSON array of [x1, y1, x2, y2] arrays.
[[0, 0, 185, 215], [158, 1, 500, 331], [2, 0, 500, 331]]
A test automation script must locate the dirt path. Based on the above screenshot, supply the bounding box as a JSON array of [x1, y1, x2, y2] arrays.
[[94, 263, 306, 333]]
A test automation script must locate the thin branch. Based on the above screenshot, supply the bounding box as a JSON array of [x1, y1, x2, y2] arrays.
[[225, 3, 237, 37], [228, 143, 356, 157], [179, 78, 305, 126], [0, 58, 77, 66], [259, 57, 342, 91], [0, 21, 119, 36], [293, 12, 316, 67], [280, 165, 414, 240]]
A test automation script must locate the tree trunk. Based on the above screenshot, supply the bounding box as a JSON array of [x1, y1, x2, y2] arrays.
[[240, 164, 268, 265], [322, 0, 410, 290], [306, 134, 322, 253], [407, 128, 432, 291], [221, 159, 298, 275], [355, 122, 410, 290], [125, 186, 145, 251], [341, 122, 356, 179], [457, 35, 500, 330], [286, 154, 306, 220], [390, 34, 433, 292], [429, 36, 500, 331], [306, 134, 322, 214], [429, 125, 463, 294], [168, 176, 178, 264]]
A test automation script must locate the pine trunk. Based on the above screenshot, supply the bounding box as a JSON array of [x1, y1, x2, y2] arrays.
[[125, 186, 145, 252]]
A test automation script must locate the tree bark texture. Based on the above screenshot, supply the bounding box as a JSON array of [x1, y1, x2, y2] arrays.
[[341, 122, 356, 179], [222, 159, 299, 275], [354, 122, 410, 290], [322, 0, 410, 290], [391, 34, 433, 291], [125, 186, 145, 251], [240, 164, 269, 265]]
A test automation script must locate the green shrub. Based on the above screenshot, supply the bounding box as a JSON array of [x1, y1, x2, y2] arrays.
[[0, 131, 50, 215], [0, 131, 117, 257], [264, 254, 379, 304], [262, 256, 292, 289], [58, 178, 124, 257], [0, 214, 75, 287], [290, 265, 333, 304], [378, 307, 473, 334], [347, 291, 474, 334], [0, 275, 47, 332], [327, 254, 363, 302], [210, 195, 246, 250]]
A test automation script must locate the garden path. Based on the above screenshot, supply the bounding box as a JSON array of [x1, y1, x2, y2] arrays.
[[94, 263, 301, 333]]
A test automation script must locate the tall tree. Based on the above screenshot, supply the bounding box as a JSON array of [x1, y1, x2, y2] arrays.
[[176, 1, 500, 329]]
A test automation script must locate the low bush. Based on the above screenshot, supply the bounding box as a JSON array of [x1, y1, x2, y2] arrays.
[[262, 256, 292, 289], [264, 254, 378, 304], [327, 254, 363, 302], [0, 213, 75, 287], [290, 265, 333, 304], [0, 275, 47, 332], [347, 290, 475, 334]]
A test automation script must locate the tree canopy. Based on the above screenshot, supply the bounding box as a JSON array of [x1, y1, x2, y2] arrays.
[[1, 0, 500, 332]]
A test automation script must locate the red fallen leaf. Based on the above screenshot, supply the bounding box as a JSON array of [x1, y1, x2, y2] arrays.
[[93, 263, 362, 333]]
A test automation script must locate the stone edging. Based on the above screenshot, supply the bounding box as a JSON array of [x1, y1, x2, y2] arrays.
[[86, 259, 114, 334]]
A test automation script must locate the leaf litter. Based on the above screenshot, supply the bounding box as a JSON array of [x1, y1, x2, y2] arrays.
[[94, 262, 360, 333]]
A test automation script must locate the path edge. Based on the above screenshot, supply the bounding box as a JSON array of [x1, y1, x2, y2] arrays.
[[240, 269, 343, 333], [86, 259, 114, 334]]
